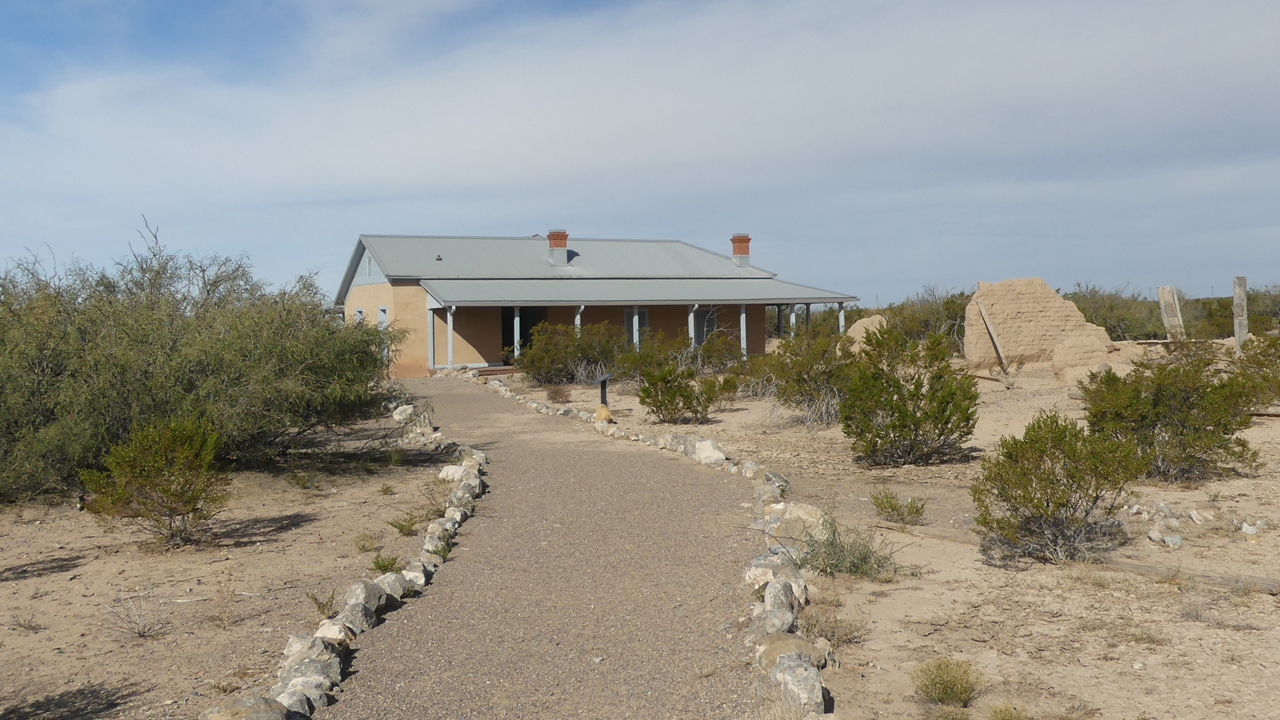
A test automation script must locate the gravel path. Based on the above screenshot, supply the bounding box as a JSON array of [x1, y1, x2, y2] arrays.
[[321, 379, 760, 720]]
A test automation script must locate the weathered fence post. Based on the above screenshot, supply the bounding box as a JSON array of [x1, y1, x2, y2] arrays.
[[1234, 276, 1248, 354], [1157, 286, 1185, 341]]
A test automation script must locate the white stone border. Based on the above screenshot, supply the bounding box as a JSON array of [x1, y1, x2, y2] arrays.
[[442, 368, 834, 716], [197, 424, 490, 720]]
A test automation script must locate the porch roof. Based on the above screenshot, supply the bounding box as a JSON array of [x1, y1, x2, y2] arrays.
[[419, 277, 857, 307]]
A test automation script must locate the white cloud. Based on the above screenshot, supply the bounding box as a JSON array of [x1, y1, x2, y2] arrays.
[[2, 0, 1278, 301]]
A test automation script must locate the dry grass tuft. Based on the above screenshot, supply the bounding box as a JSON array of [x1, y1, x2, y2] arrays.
[[912, 657, 984, 708], [545, 385, 572, 404], [104, 595, 170, 638], [987, 704, 1033, 720], [797, 605, 867, 649], [871, 485, 927, 525], [353, 532, 381, 552]]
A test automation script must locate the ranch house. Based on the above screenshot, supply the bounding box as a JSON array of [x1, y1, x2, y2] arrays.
[[335, 231, 857, 378]]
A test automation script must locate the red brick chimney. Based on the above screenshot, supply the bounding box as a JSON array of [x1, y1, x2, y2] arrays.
[[731, 233, 751, 267], [548, 229, 569, 266]]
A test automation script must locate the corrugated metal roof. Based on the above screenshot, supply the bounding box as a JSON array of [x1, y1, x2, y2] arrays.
[[360, 235, 776, 280], [419, 278, 857, 306]]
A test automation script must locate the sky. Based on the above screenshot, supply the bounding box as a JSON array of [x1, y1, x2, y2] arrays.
[[1, 0, 1278, 304]]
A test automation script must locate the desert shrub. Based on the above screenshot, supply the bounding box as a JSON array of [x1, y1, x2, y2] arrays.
[[0, 241, 402, 501], [735, 355, 780, 398], [1080, 342, 1263, 482], [514, 321, 627, 385], [840, 327, 979, 466], [912, 657, 984, 708], [305, 589, 337, 619], [80, 417, 229, 546], [771, 331, 856, 425], [613, 330, 687, 382], [1234, 334, 1280, 406], [545, 385, 571, 404], [880, 285, 971, 353], [800, 514, 897, 580], [971, 410, 1143, 562], [387, 511, 420, 537], [691, 331, 747, 374], [870, 486, 927, 525], [369, 552, 403, 574], [636, 366, 737, 423], [1181, 295, 1277, 340], [1063, 283, 1165, 341]]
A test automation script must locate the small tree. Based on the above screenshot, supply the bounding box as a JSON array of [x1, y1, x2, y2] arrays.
[[971, 410, 1143, 562], [840, 327, 978, 466], [81, 418, 229, 545], [1080, 342, 1262, 483]]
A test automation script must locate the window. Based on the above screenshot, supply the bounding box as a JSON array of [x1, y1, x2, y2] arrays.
[[377, 306, 388, 329], [366, 256, 374, 277], [354, 308, 364, 323]]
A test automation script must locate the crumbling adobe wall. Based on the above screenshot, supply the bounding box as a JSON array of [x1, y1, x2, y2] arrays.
[[964, 277, 1114, 379]]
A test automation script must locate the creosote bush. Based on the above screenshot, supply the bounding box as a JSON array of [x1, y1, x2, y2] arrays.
[[870, 486, 927, 525], [370, 552, 403, 574], [81, 418, 229, 546], [771, 331, 855, 425], [0, 239, 403, 501], [971, 411, 1143, 563], [637, 365, 738, 424], [1080, 342, 1265, 483], [513, 322, 626, 385], [912, 657, 984, 708], [841, 327, 979, 466]]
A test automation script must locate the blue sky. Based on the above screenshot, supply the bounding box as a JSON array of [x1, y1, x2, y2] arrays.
[[2, 0, 1278, 303]]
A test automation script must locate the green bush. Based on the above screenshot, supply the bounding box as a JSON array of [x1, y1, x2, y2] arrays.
[[0, 241, 402, 500], [636, 365, 737, 423], [870, 486, 927, 525], [880, 285, 971, 353], [514, 322, 626, 385], [971, 410, 1143, 562], [1080, 342, 1263, 482], [771, 331, 855, 425], [80, 418, 229, 545], [1063, 283, 1165, 341], [840, 327, 979, 466]]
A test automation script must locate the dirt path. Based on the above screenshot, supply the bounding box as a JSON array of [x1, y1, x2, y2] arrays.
[[321, 378, 760, 720]]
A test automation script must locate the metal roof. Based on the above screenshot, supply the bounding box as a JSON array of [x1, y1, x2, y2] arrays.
[[335, 233, 857, 305], [419, 278, 856, 306], [363, 235, 774, 280]]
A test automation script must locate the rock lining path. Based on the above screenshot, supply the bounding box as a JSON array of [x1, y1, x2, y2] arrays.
[[322, 378, 759, 719]]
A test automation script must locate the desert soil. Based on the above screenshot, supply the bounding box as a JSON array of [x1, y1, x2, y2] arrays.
[[3, 362, 1277, 720]]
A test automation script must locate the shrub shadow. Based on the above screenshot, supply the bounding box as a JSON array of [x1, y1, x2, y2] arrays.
[[0, 681, 144, 720], [212, 511, 319, 547], [0, 553, 88, 583]]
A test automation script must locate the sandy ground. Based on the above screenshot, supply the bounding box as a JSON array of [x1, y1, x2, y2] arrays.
[[507, 363, 1280, 720], [3, 361, 1277, 720]]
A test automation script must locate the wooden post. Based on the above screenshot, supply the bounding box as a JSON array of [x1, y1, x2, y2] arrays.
[[688, 304, 698, 345], [1157, 286, 1185, 340], [976, 300, 1006, 369], [1234, 276, 1248, 354]]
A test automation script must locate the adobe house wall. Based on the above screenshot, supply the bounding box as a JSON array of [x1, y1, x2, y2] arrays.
[[431, 306, 504, 368]]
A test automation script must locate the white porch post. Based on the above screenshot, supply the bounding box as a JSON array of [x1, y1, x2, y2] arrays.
[[739, 304, 748, 357], [687, 304, 699, 344], [575, 305, 584, 336], [446, 306, 455, 368], [838, 303, 846, 334], [632, 306, 641, 347], [427, 301, 436, 370], [513, 306, 521, 359], [789, 304, 797, 337]]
